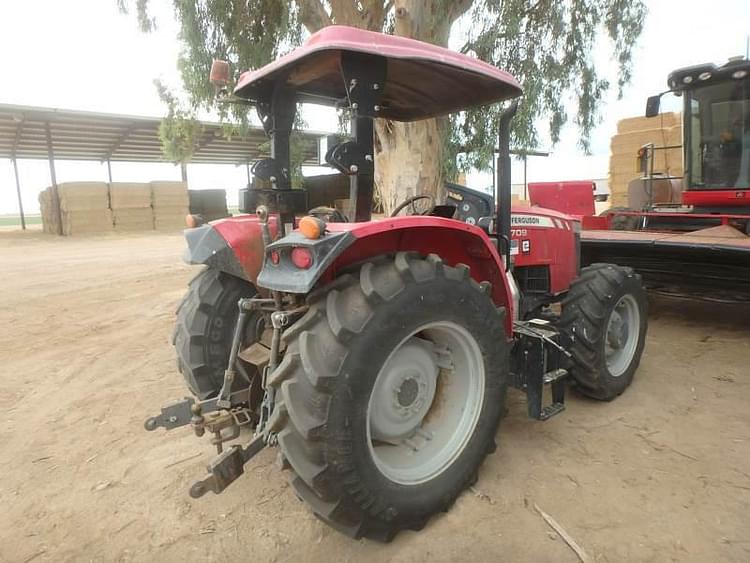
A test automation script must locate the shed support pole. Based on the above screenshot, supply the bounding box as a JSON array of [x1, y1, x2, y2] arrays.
[[45, 122, 62, 235], [181, 162, 188, 184], [107, 160, 113, 183], [12, 158, 26, 230], [246, 161, 251, 186]]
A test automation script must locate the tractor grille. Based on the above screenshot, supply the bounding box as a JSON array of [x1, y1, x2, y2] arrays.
[[514, 265, 550, 295]]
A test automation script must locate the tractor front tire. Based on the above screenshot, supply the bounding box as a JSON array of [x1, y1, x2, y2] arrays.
[[560, 263, 648, 400], [266, 253, 508, 541], [173, 268, 259, 400]]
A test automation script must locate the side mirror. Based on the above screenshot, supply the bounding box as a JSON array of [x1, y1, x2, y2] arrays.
[[645, 95, 661, 118]]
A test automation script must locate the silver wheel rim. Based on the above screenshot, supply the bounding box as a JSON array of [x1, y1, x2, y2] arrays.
[[605, 294, 640, 377], [366, 322, 485, 485]]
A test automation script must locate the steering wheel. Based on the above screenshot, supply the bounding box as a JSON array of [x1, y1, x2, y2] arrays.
[[389, 194, 436, 217]]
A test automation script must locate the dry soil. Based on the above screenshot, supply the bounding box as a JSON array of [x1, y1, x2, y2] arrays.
[[0, 230, 748, 562]]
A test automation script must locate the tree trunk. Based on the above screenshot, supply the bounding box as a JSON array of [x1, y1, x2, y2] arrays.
[[374, 0, 466, 214], [298, 0, 472, 215], [374, 118, 444, 213]]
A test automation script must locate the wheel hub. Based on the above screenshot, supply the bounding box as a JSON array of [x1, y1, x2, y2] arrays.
[[604, 295, 641, 377], [396, 376, 420, 408], [370, 338, 438, 442], [607, 310, 627, 349], [366, 322, 485, 486]]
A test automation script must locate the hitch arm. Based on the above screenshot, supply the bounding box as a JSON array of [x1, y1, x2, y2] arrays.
[[189, 434, 266, 498]]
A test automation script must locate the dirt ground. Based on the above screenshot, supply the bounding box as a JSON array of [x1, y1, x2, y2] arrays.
[[1, 229, 749, 563]]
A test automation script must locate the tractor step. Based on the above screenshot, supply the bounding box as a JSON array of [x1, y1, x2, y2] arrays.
[[538, 402, 565, 421], [543, 368, 568, 384], [511, 320, 569, 421]]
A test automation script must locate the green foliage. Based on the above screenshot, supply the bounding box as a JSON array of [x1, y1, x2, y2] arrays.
[[122, 0, 646, 176], [449, 0, 647, 176], [154, 80, 204, 163]]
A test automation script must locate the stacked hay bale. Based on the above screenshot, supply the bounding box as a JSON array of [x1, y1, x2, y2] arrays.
[[109, 182, 154, 231], [151, 181, 189, 230], [39, 182, 112, 235], [39, 188, 59, 234], [609, 112, 683, 208], [188, 189, 229, 221]]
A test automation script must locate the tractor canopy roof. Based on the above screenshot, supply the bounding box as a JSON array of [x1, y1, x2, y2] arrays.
[[233, 26, 522, 121]]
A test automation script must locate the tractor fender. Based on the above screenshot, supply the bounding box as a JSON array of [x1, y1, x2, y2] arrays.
[[183, 215, 279, 283], [257, 216, 513, 332]]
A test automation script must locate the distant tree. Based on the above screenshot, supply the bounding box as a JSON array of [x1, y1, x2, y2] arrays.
[[120, 0, 646, 212]]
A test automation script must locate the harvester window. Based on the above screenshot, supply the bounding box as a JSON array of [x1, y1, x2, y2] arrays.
[[687, 79, 750, 189]]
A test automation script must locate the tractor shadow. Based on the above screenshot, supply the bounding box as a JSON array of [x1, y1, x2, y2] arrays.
[[647, 294, 750, 332]]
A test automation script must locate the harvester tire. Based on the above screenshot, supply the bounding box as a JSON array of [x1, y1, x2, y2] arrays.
[[560, 263, 648, 401], [173, 268, 259, 399], [601, 207, 639, 231], [265, 252, 508, 541]]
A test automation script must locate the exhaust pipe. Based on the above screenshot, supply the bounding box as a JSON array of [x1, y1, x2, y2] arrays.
[[496, 100, 519, 271]]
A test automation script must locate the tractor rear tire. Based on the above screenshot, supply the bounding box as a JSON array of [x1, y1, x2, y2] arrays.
[[560, 263, 648, 400], [265, 252, 508, 541], [173, 268, 259, 400]]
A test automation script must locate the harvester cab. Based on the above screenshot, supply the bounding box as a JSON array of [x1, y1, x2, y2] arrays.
[[147, 26, 648, 541], [646, 56, 750, 215]]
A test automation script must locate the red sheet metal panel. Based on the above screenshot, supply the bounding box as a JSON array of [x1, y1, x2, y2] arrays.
[[528, 181, 596, 218]]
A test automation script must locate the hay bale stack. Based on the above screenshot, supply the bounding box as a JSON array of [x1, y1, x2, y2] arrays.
[[58, 182, 110, 211], [39, 189, 58, 234], [40, 182, 113, 235], [188, 189, 229, 222], [151, 181, 189, 231], [109, 182, 154, 231], [609, 113, 683, 208]]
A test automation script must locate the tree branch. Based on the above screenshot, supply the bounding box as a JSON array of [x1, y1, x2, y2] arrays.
[[329, 0, 361, 26], [447, 0, 474, 23], [295, 0, 331, 33], [360, 0, 389, 30]]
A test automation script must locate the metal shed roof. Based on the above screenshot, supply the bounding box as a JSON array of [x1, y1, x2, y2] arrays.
[[0, 103, 322, 165]]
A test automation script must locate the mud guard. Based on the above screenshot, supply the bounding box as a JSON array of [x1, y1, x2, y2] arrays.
[[256, 217, 515, 333], [183, 224, 248, 280]]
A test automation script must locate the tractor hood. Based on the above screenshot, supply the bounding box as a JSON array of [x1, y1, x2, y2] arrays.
[[233, 26, 522, 121]]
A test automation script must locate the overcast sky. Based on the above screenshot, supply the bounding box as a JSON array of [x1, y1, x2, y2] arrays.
[[1, 0, 749, 215]]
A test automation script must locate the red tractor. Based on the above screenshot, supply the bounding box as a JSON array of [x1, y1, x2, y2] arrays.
[[146, 26, 648, 541]]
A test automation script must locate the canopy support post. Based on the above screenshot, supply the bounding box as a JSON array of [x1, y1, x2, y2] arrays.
[[181, 162, 188, 184], [11, 158, 26, 230], [106, 160, 113, 183], [45, 122, 62, 236]]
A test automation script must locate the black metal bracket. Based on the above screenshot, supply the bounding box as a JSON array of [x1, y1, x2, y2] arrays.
[[340, 51, 387, 118], [325, 140, 374, 176], [511, 320, 568, 421], [251, 157, 286, 185], [337, 52, 387, 222]]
